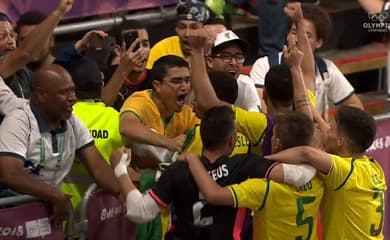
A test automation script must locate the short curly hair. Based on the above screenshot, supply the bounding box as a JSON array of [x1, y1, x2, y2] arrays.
[[302, 4, 332, 43]]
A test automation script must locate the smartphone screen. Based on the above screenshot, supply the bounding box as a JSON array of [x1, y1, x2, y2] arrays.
[[123, 30, 140, 51]]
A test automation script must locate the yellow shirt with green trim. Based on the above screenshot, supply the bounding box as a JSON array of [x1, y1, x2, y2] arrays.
[[120, 90, 198, 239], [146, 36, 185, 70], [232, 105, 270, 156], [319, 154, 386, 240], [62, 101, 123, 210], [227, 178, 323, 240], [120, 89, 199, 137], [182, 124, 249, 155]]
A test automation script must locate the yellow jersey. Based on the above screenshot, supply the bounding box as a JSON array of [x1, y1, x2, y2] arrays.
[[182, 125, 249, 156], [120, 90, 199, 137], [146, 36, 185, 70], [319, 154, 387, 240], [228, 178, 324, 240], [232, 105, 271, 156]]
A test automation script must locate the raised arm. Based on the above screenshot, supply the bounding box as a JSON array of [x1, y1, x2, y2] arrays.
[[284, 2, 315, 93], [101, 39, 148, 106], [0, 0, 74, 78], [283, 38, 313, 120], [74, 30, 108, 54], [188, 28, 228, 112]]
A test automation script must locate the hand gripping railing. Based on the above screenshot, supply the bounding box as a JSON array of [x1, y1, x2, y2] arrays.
[[0, 194, 75, 240]]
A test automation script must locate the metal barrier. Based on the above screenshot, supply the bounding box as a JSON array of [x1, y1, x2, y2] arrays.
[[54, 7, 177, 35], [0, 194, 74, 240], [75, 183, 136, 240]]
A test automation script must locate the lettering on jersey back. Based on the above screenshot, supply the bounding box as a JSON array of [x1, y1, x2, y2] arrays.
[[208, 164, 229, 181], [371, 174, 383, 185], [235, 135, 249, 148], [89, 129, 109, 139], [295, 181, 313, 192]]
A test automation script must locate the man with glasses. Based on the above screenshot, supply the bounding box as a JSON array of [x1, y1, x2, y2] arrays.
[[206, 30, 261, 112], [120, 55, 199, 239]]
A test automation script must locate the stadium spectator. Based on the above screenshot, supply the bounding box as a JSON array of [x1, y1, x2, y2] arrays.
[[251, 3, 363, 117], [146, 0, 210, 69], [103, 19, 151, 110], [15, 11, 55, 72], [0, 64, 120, 225], [207, 30, 261, 111], [119, 55, 199, 239], [0, 0, 73, 99], [56, 57, 123, 214]]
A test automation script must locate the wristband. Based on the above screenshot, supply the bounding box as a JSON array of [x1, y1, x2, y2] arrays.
[[114, 153, 130, 178]]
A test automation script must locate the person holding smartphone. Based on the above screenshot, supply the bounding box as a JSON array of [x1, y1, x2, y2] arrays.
[[101, 19, 152, 111]]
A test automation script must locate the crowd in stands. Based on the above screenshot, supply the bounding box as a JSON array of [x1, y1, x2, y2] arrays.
[[0, 0, 387, 239]]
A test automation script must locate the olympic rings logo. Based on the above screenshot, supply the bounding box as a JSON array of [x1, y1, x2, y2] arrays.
[[368, 11, 389, 22]]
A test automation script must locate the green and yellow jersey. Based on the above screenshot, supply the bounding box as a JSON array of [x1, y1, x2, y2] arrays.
[[228, 178, 324, 240], [232, 105, 271, 156], [182, 125, 249, 156], [120, 90, 199, 137], [320, 154, 386, 239]]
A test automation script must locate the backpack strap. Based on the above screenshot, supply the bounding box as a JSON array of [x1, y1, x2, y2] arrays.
[[315, 55, 329, 81], [267, 52, 281, 67]]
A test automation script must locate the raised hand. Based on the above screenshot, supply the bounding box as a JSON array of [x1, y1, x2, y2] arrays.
[[283, 35, 304, 68], [119, 38, 148, 71], [284, 2, 304, 22], [188, 28, 210, 53], [56, 0, 74, 15], [75, 30, 108, 53]]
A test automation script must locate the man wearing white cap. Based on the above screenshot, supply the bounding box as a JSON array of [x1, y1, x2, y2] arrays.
[[207, 30, 261, 112]]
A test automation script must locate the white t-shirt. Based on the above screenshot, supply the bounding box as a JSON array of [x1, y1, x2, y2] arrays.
[[0, 102, 93, 188], [236, 74, 261, 112], [250, 52, 355, 112], [0, 76, 27, 114]]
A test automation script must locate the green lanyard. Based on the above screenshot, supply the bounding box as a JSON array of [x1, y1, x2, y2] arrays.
[[39, 133, 65, 169]]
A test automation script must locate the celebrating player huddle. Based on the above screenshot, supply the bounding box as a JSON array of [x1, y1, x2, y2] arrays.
[[0, 0, 386, 239]]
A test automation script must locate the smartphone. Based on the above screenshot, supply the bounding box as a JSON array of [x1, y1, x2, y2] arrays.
[[123, 30, 140, 51], [89, 33, 115, 51], [85, 35, 115, 70]]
